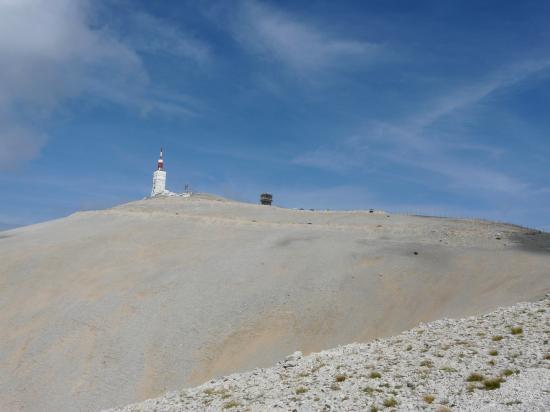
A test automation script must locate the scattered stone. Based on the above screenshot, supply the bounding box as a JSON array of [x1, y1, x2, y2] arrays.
[[107, 296, 550, 412]]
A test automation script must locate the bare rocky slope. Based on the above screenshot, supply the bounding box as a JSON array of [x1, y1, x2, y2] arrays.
[[108, 296, 550, 411], [1, 194, 549, 411]]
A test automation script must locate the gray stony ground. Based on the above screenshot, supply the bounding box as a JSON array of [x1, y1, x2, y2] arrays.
[[110, 296, 550, 411]]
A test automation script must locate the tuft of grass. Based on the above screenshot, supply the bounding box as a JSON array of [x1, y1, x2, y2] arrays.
[[423, 394, 435, 404], [502, 369, 514, 376], [383, 398, 397, 407], [369, 406, 379, 412], [406, 344, 412, 351], [335, 374, 347, 382], [363, 386, 375, 395], [510, 326, 523, 335], [223, 400, 240, 409], [483, 377, 503, 390], [489, 349, 498, 356], [466, 373, 485, 382], [492, 335, 503, 341], [420, 360, 433, 368], [295, 386, 308, 394], [487, 360, 496, 366], [441, 366, 457, 373], [369, 371, 382, 379]]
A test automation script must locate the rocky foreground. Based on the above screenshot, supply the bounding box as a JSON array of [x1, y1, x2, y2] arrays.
[[109, 296, 550, 411]]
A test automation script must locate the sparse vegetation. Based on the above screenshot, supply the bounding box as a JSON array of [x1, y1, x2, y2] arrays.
[[223, 400, 240, 409], [482, 377, 503, 390], [466, 373, 484, 382], [488, 349, 498, 356], [510, 326, 523, 335], [335, 374, 346, 382], [423, 394, 435, 404], [295, 386, 308, 394], [369, 371, 382, 379], [492, 335, 503, 341], [420, 359, 433, 368], [383, 397, 397, 407], [502, 369, 514, 376]]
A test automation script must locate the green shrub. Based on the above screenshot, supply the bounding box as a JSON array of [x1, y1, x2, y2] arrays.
[[223, 400, 240, 409], [383, 398, 397, 407], [335, 374, 346, 382], [492, 335, 503, 341], [369, 371, 382, 379], [483, 378, 503, 390], [423, 394, 435, 404], [295, 386, 308, 394], [510, 326, 523, 335], [466, 373, 484, 382], [489, 349, 498, 356]]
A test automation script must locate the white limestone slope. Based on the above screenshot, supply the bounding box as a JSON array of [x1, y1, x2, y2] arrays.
[[1, 194, 549, 411], [108, 297, 550, 411]]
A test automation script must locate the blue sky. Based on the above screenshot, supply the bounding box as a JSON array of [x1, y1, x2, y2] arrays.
[[1, 0, 550, 230]]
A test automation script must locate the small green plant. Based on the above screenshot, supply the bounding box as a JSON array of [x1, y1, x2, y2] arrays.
[[489, 349, 498, 356], [483, 377, 503, 390], [487, 360, 496, 366], [363, 386, 375, 395], [295, 386, 308, 394], [502, 369, 514, 376], [369, 371, 382, 378], [466, 373, 484, 382], [492, 335, 503, 341], [420, 360, 433, 368], [370, 406, 379, 412], [406, 344, 412, 351], [223, 400, 240, 409], [423, 394, 435, 404], [510, 326, 523, 335], [383, 398, 397, 407], [441, 366, 457, 372], [335, 374, 347, 382]]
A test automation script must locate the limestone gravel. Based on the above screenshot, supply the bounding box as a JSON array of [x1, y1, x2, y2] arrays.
[[109, 296, 550, 411]]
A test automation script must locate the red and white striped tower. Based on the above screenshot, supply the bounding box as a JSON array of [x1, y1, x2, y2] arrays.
[[157, 148, 164, 170], [151, 148, 167, 196]]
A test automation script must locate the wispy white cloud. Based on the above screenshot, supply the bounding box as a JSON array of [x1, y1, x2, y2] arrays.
[[294, 58, 550, 196], [225, 0, 378, 74], [0, 0, 202, 170], [124, 12, 211, 65]]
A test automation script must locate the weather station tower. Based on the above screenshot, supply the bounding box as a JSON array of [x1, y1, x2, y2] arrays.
[[151, 148, 167, 196]]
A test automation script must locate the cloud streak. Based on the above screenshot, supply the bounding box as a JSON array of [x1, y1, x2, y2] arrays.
[[225, 0, 378, 74], [295, 58, 550, 196]]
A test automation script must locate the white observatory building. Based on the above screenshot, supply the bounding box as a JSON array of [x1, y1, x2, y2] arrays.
[[151, 148, 167, 196], [150, 148, 191, 198]]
